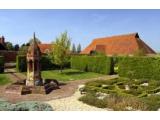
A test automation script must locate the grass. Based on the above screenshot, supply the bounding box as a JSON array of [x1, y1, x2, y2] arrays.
[[0, 73, 11, 85], [80, 78, 160, 111], [41, 69, 104, 82]]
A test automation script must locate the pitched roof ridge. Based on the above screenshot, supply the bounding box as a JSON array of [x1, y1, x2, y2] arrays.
[[93, 32, 139, 42]]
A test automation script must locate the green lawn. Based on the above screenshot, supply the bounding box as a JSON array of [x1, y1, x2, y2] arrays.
[[41, 69, 104, 82], [0, 74, 11, 85]]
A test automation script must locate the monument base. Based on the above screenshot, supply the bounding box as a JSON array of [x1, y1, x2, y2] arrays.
[[5, 79, 59, 95]]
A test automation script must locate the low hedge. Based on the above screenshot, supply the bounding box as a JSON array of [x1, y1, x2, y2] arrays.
[[71, 55, 113, 74], [119, 56, 160, 80], [0, 56, 4, 73]]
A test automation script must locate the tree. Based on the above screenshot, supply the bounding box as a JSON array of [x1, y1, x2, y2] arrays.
[[77, 43, 81, 53], [5, 42, 13, 50], [18, 44, 29, 55], [14, 44, 19, 51], [50, 31, 71, 73], [72, 43, 76, 53]]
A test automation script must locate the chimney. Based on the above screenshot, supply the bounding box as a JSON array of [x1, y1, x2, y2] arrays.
[[0, 36, 5, 45]]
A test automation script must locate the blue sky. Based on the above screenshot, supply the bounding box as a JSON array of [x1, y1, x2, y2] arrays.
[[0, 9, 160, 51]]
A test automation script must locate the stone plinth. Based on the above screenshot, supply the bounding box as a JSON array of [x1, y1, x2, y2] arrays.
[[5, 85, 23, 95], [5, 79, 59, 95]]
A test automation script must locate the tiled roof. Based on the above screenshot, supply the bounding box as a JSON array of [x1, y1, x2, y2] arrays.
[[81, 33, 156, 55], [38, 44, 52, 54]]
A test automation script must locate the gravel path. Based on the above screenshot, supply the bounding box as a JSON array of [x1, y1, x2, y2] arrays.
[[46, 90, 111, 111]]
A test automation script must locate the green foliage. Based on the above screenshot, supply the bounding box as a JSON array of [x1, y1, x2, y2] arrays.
[[5, 42, 13, 50], [14, 44, 19, 51], [42, 69, 103, 82], [72, 43, 76, 53], [0, 101, 53, 111], [119, 56, 160, 80], [40, 55, 59, 70], [79, 93, 107, 108], [90, 51, 106, 56], [50, 31, 71, 72], [18, 45, 29, 55], [0, 56, 4, 73], [16, 55, 60, 72], [112, 56, 125, 74], [0, 74, 11, 85], [79, 92, 147, 110], [71, 56, 113, 75], [82, 78, 160, 110], [77, 43, 81, 53], [141, 95, 160, 111], [16, 55, 27, 72]]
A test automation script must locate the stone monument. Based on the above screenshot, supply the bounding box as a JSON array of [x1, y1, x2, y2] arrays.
[[26, 33, 43, 86], [5, 33, 59, 95]]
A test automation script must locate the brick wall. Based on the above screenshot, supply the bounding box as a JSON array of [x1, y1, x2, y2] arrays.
[[0, 50, 17, 62]]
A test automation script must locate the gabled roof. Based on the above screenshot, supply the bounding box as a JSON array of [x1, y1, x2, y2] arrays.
[[38, 44, 52, 54], [81, 33, 156, 55]]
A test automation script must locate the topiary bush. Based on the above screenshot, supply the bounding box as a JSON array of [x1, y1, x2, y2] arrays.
[[71, 55, 113, 74], [119, 56, 160, 80], [0, 56, 4, 73]]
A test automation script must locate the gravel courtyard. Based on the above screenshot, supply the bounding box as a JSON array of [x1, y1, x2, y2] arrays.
[[46, 90, 111, 111]]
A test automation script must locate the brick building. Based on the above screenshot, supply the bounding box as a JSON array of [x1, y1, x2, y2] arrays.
[[81, 33, 156, 56]]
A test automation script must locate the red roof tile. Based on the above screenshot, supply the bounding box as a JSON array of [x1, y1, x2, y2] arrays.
[[81, 33, 156, 55], [38, 44, 52, 54]]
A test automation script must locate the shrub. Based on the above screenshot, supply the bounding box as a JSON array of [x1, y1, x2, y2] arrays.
[[16, 55, 63, 72], [141, 95, 160, 110], [105, 94, 147, 111], [0, 56, 4, 73], [16, 55, 27, 72], [0, 100, 53, 111], [40, 55, 59, 70], [119, 56, 160, 80], [112, 56, 125, 74], [79, 92, 147, 110], [71, 55, 113, 74], [79, 93, 107, 108], [13, 101, 53, 111], [82, 78, 160, 110]]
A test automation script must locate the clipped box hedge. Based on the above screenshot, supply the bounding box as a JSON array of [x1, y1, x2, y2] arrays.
[[119, 56, 160, 80], [71, 55, 113, 75], [112, 56, 126, 73], [0, 56, 4, 73]]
